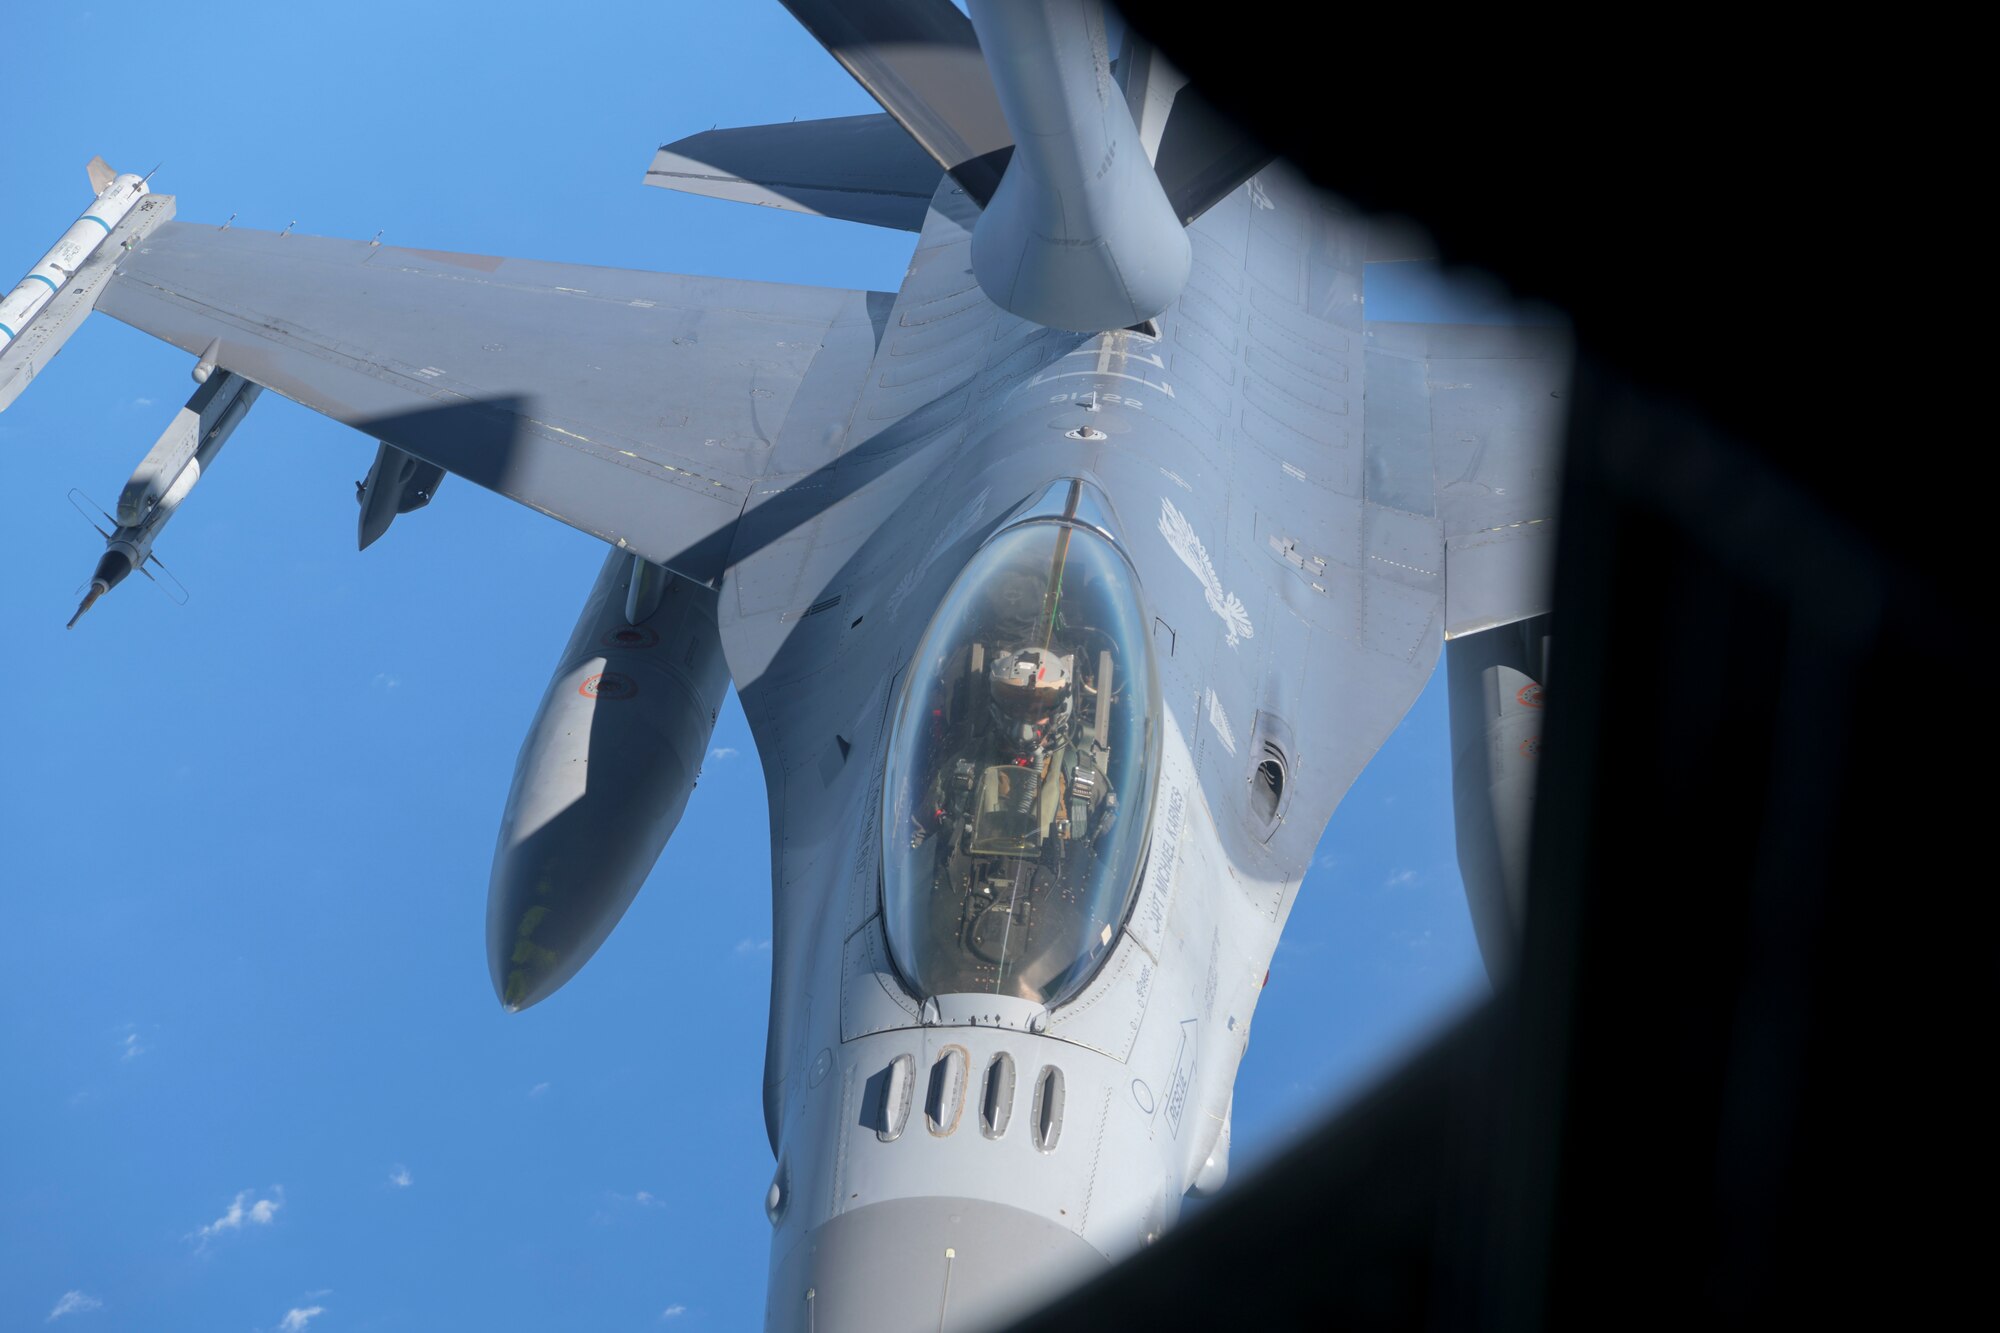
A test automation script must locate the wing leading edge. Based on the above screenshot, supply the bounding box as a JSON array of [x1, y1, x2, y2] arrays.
[[95, 222, 890, 584]]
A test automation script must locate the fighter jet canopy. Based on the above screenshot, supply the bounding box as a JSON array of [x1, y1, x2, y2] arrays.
[[882, 503, 1158, 1007]]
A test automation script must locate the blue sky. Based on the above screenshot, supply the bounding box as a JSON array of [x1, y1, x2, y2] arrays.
[[0, 4, 1497, 1328]]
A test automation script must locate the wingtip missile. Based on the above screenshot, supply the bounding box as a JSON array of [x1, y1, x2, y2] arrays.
[[0, 165, 148, 360]]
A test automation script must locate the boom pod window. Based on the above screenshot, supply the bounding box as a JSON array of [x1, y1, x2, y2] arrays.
[[882, 498, 1159, 1006]]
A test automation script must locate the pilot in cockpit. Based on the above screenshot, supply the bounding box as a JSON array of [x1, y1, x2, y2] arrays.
[[886, 515, 1147, 1000], [909, 634, 1118, 881]]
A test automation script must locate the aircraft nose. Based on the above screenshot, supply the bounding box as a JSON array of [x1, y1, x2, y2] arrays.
[[766, 1196, 1106, 1332]]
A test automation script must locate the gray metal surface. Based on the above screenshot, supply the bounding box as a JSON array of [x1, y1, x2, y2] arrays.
[[779, 0, 1015, 205], [766, 1197, 1106, 1332], [94, 223, 888, 584], [1447, 614, 1549, 980], [718, 165, 1548, 1329], [1150, 83, 1272, 227], [488, 552, 730, 1010], [647, 114, 943, 232], [967, 0, 1190, 330], [1363, 318, 1571, 637], [355, 441, 445, 550]]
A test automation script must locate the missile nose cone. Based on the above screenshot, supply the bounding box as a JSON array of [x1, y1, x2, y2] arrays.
[[65, 580, 108, 629]]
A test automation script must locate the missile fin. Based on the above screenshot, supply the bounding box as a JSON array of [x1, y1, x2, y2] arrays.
[[86, 156, 116, 194], [66, 487, 116, 538], [144, 552, 189, 606]]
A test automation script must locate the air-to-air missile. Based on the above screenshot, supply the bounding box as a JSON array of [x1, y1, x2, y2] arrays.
[[0, 154, 198, 625], [0, 158, 148, 356], [0, 157, 176, 414], [68, 365, 261, 627]]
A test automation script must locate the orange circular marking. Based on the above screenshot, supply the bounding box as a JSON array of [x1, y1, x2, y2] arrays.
[[1516, 683, 1546, 709], [579, 672, 638, 701], [1520, 735, 1542, 758]]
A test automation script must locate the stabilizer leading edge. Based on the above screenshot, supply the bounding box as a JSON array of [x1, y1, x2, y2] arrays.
[[778, 0, 1015, 204], [646, 113, 943, 232]]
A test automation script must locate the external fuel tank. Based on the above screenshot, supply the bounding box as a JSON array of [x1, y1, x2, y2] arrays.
[[488, 549, 730, 1010], [1447, 614, 1550, 982]]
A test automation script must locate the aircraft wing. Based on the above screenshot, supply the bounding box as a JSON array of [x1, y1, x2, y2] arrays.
[[93, 221, 889, 583], [1362, 319, 1571, 638]]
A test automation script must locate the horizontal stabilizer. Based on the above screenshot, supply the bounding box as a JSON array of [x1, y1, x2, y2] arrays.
[[1364, 216, 1441, 264], [1152, 84, 1272, 226], [779, 0, 1014, 205], [774, 1, 1275, 240], [645, 114, 942, 232]]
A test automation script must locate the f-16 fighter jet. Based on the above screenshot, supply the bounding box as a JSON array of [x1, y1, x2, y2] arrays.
[[0, 2, 1566, 1327]]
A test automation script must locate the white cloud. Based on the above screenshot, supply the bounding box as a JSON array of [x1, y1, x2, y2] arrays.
[[660, 1306, 687, 1320], [134, 397, 154, 407], [47, 1291, 103, 1321], [528, 1081, 550, 1098], [372, 672, 401, 691], [1384, 869, 1417, 887], [707, 746, 738, 761], [278, 1306, 324, 1332], [192, 1187, 283, 1246], [120, 1030, 144, 1061], [598, 1189, 664, 1221], [734, 938, 771, 956], [388, 1164, 412, 1188]]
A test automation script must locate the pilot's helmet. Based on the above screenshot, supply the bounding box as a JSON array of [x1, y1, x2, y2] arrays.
[[988, 648, 1071, 748], [982, 569, 1047, 642]]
